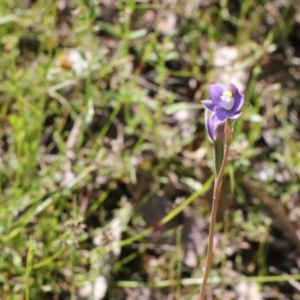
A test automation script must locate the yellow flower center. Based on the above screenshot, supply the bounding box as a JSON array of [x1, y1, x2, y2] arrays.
[[222, 91, 233, 99], [220, 90, 234, 110]]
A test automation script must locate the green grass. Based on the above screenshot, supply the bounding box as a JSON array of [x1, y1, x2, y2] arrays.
[[0, 0, 300, 299]]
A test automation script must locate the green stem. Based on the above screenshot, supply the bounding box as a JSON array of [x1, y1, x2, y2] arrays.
[[213, 140, 224, 175]]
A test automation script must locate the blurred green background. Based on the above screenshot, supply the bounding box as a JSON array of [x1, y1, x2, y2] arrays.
[[1, 0, 300, 299]]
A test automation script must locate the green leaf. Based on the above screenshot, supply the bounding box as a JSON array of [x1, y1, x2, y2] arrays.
[[99, 22, 121, 36], [164, 103, 203, 115], [129, 28, 148, 40]]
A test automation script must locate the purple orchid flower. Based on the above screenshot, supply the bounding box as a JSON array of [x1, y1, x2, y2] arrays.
[[202, 83, 244, 141]]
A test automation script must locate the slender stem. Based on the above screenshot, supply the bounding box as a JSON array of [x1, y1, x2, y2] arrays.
[[214, 140, 224, 175], [199, 137, 231, 300]]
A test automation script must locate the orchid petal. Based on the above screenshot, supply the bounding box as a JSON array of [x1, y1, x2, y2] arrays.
[[202, 100, 215, 112], [211, 112, 226, 141], [232, 92, 244, 112], [215, 108, 230, 122], [230, 110, 242, 119], [227, 83, 238, 95], [209, 84, 224, 106], [205, 110, 214, 141]]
